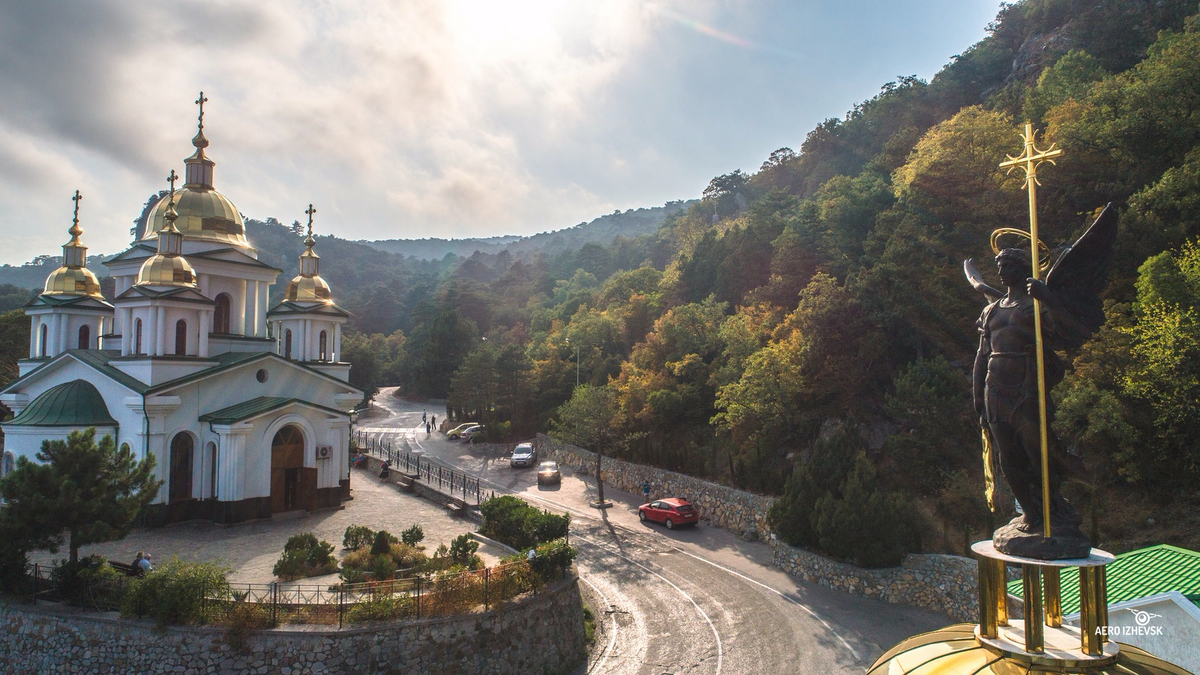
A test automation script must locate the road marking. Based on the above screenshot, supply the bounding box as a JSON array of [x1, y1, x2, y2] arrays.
[[669, 547, 860, 660], [579, 575, 619, 674], [574, 533, 723, 675]]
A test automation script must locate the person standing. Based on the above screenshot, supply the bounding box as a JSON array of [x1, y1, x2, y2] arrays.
[[431, 414, 436, 430], [642, 481, 651, 504], [422, 410, 427, 424]]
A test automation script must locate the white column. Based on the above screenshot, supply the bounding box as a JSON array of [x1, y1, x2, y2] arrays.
[[235, 279, 248, 335], [259, 282, 268, 337], [121, 308, 132, 355], [198, 273, 209, 298], [198, 311, 210, 357], [155, 306, 166, 356], [333, 322, 341, 362], [252, 280, 262, 337], [28, 315, 39, 358], [52, 313, 63, 355]]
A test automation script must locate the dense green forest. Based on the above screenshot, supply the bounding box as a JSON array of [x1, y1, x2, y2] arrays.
[[4, 0, 1199, 566]]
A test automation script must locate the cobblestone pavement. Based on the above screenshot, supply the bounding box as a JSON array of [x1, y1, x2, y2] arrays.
[[29, 468, 502, 584]]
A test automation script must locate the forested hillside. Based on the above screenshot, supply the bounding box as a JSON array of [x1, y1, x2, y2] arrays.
[[4, 0, 1198, 567]]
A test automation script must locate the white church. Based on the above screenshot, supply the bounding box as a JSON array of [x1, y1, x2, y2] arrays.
[[0, 98, 363, 524]]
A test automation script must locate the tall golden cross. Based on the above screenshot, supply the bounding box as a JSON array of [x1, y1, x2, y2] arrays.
[[195, 91, 209, 131], [305, 204, 316, 236], [999, 123, 1062, 539], [71, 189, 82, 227], [167, 169, 178, 195]]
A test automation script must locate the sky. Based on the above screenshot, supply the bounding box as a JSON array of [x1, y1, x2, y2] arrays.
[[0, 0, 1000, 265]]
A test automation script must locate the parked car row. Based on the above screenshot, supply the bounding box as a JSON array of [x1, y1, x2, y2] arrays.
[[446, 422, 485, 442]]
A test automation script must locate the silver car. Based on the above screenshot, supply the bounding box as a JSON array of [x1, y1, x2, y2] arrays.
[[510, 443, 536, 468]]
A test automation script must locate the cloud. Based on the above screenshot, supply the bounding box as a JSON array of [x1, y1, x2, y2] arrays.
[[0, 0, 998, 264]]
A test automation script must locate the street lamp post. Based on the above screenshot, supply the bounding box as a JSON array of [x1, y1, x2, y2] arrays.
[[566, 337, 579, 387]]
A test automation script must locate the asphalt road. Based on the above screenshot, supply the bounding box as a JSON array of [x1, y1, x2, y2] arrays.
[[357, 390, 949, 675]]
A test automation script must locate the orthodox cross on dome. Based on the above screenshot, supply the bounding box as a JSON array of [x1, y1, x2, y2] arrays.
[[305, 203, 316, 237], [195, 91, 209, 133], [167, 168, 178, 195], [69, 190, 82, 237]]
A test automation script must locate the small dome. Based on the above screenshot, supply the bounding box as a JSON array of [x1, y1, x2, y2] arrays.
[[7, 379, 118, 427], [139, 186, 248, 248], [43, 265, 103, 297], [284, 274, 333, 303], [136, 252, 197, 287]]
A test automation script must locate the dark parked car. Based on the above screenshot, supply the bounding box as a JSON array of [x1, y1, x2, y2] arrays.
[[510, 443, 537, 467], [536, 461, 561, 484], [638, 498, 699, 529]]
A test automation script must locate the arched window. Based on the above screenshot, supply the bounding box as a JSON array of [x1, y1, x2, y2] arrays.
[[1, 452, 14, 479], [78, 324, 90, 350], [207, 442, 218, 499], [319, 330, 328, 361], [169, 432, 194, 502], [284, 329, 293, 359], [175, 319, 187, 356], [39, 323, 48, 357], [134, 319, 143, 355], [214, 293, 232, 334]]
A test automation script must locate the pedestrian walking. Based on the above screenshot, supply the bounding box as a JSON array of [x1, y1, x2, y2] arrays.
[[426, 421, 431, 435], [422, 410, 427, 424], [642, 481, 651, 504]]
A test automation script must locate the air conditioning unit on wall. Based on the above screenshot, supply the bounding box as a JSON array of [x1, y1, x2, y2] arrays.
[[316, 446, 332, 460]]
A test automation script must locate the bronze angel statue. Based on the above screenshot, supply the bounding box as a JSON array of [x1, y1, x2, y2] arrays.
[[963, 204, 1116, 560]]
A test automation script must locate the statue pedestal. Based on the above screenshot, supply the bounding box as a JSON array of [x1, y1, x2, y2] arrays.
[[972, 540, 1117, 663]]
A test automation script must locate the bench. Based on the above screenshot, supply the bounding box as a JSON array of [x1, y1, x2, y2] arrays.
[[395, 475, 414, 491], [109, 561, 141, 577], [445, 497, 467, 517]]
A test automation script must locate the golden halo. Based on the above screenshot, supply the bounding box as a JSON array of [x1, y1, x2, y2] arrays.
[[990, 228, 1051, 272]]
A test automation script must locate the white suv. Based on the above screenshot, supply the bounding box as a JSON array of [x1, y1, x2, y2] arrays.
[[510, 443, 537, 468]]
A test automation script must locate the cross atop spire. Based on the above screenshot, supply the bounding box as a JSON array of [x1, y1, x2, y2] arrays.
[[167, 169, 178, 195], [305, 204, 316, 238], [70, 190, 82, 237], [195, 91, 209, 133], [999, 123, 1062, 189]]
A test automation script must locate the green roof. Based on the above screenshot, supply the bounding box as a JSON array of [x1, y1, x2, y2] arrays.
[[7, 379, 118, 427], [1008, 544, 1200, 616], [199, 396, 345, 424]]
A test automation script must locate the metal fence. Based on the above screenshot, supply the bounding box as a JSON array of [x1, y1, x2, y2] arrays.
[[353, 431, 486, 504], [24, 560, 559, 629]]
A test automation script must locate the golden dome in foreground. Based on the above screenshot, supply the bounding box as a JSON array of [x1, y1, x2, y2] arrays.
[[866, 624, 1190, 674], [43, 265, 103, 297]]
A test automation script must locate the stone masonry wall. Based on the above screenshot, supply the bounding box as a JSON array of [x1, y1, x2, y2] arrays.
[[535, 433, 979, 621], [0, 576, 585, 675], [772, 542, 977, 622], [534, 433, 775, 538]]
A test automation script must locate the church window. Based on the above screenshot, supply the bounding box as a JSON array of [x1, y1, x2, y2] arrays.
[[169, 433, 194, 503], [78, 324, 90, 350], [207, 442, 218, 499], [214, 293, 232, 334], [135, 319, 143, 355], [256, 368, 268, 383], [319, 330, 328, 361], [1, 451, 13, 479], [175, 319, 187, 356], [284, 329, 293, 359], [39, 324, 47, 357]]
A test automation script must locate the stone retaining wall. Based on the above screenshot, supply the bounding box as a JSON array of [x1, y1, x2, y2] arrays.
[[534, 433, 775, 538], [0, 576, 585, 674], [772, 541, 977, 622]]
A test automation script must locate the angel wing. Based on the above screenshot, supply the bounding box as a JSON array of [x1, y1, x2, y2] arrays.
[[963, 258, 1002, 303], [1045, 203, 1118, 348]]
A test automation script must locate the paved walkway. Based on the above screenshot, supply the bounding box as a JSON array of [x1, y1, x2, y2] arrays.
[[30, 467, 503, 584]]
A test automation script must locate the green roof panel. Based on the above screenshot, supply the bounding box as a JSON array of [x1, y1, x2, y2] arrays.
[[1007, 544, 1200, 615], [199, 396, 345, 425], [7, 379, 118, 427]]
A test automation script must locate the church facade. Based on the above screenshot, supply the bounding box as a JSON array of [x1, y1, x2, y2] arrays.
[[0, 99, 362, 525]]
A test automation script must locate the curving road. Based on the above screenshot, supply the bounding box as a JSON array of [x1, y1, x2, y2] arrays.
[[357, 390, 948, 674]]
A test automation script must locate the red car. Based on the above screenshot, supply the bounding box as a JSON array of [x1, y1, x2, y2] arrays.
[[638, 498, 699, 529]]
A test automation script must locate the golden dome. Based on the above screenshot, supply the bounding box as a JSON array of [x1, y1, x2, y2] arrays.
[[140, 186, 248, 247], [867, 624, 1190, 674], [284, 273, 332, 303], [44, 189, 103, 298], [136, 252, 197, 287], [43, 265, 103, 297]]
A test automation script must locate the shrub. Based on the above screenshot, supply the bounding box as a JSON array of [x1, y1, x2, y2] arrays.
[[388, 543, 427, 572], [342, 525, 376, 551], [370, 530, 398, 556], [480, 495, 571, 551], [448, 534, 482, 569], [369, 555, 397, 581], [273, 533, 336, 581], [528, 538, 576, 581], [400, 524, 425, 546], [345, 594, 412, 623], [52, 555, 128, 610], [121, 558, 230, 627]]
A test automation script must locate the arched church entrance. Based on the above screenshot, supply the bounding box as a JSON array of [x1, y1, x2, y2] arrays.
[[270, 425, 314, 513]]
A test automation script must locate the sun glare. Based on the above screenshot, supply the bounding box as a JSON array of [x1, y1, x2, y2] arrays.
[[447, 0, 571, 57]]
